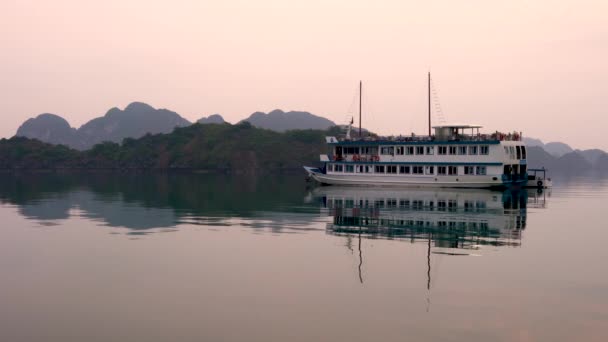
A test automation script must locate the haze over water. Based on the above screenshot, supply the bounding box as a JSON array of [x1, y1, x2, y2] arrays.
[[1, 173, 607, 341]]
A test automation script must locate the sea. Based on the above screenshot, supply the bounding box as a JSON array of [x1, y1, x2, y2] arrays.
[[1, 173, 607, 341]]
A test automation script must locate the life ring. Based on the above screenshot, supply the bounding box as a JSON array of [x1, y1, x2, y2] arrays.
[[537, 180, 543, 188]]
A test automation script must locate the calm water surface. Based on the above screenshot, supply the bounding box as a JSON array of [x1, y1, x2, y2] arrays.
[[1, 173, 607, 342]]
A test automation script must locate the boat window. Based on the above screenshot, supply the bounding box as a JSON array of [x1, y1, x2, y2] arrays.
[[335, 164, 343, 172], [464, 201, 474, 212], [327, 164, 333, 172], [396, 146, 404, 155], [448, 200, 458, 211], [458, 146, 467, 155], [399, 165, 410, 174], [521, 146, 527, 159], [504, 146, 509, 154], [380, 146, 394, 155], [416, 146, 425, 155], [387, 165, 397, 174], [476, 166, 487, 175], [438, 166, 447, 175], [426, 146, 434, 155], [425, 166, 434, 175], [449, 146, 457, 155], [375, 165, 385, 173], [345, 165, 354, 173], [509, 146, 515, 159], [469, 146, 478, 155], [464, 166, 474, 175], [438, 146, 447, 155], [356, 165, 364, 173], [448, 166, 458, 175], [438, 201, 447, 211], [516, 146, 521, 159], [480, 146, 489, 155], [413, 166, 424, 174], [344, 147, 359, 154], [406, 146, 414, 155], [365, 165, 371, 173]]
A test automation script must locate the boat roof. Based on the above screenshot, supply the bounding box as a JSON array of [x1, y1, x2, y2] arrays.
[[432, 124, 483, 129]]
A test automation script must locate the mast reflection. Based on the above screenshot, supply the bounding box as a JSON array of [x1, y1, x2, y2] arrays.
[[313, 187, 547, 300]]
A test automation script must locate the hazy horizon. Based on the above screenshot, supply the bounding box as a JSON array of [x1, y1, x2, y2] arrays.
[[2, 0, 607, 150]]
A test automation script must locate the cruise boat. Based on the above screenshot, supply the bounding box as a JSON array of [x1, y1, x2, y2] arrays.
[[304, 75, 537, 189], [304, 124, 529, 188]]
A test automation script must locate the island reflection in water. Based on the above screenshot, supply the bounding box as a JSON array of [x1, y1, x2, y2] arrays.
[[0, 173, 547, 242], [0, 173, 324, 232]]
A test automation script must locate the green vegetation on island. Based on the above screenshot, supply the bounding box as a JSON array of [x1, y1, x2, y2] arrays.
[[3, 119, 608, 174], [1, 122, 335, 172]]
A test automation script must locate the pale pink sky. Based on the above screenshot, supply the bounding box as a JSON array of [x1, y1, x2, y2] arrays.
[[1, 0, 607, 149]]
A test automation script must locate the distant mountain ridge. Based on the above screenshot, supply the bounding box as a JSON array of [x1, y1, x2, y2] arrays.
[[15, 103, 336, 150], [240, 109, 336, 132], [16, 102, 192, 150], [526, 145, 608, 174], [523, 137, 574, 157], [523, 136, 608, 173], [16, 113, 82, 148], [197, 114, 226, 124]]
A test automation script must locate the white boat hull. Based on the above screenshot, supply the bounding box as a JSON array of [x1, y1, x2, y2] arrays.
[[304, 167, 509, 188]]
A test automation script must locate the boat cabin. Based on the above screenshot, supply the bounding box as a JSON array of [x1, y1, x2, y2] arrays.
[[433, 124, 482, 141]]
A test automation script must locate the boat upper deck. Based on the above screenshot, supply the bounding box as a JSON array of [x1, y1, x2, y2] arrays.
[[329, 124, 523, 146]]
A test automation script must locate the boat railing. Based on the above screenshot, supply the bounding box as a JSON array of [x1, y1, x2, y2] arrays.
[[336, 131, 522, 143], [331, 155, 380, 162]]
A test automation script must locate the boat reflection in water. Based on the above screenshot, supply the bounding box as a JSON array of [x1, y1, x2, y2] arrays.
[[314, 187, 540, 250], [311, 187, 547, 293]]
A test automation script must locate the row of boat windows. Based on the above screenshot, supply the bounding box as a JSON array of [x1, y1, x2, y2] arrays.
[[333, 216, 494, 230], [328, 198, 489, 210], [340, 145, 490, 156], [505, 145, 527, 160], [328, 164, 488, 176]]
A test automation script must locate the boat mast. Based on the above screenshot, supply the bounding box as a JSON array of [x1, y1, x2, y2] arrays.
[[359, 81, 362, 138], [428, 72, 431, 136]]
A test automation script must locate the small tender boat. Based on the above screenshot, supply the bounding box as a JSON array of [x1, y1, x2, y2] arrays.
[[525, 168, 552, 189]]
